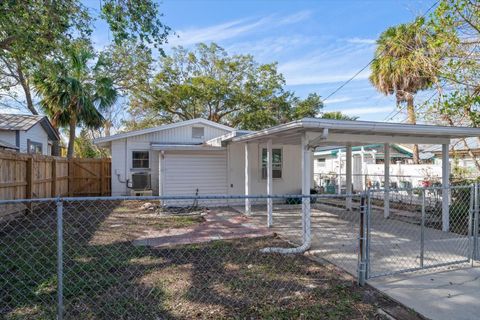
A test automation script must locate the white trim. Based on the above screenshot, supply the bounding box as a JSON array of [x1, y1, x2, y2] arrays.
[[232, 118, 480, 143], [150, 144, 226, 151], [94, 118, 235, 144]]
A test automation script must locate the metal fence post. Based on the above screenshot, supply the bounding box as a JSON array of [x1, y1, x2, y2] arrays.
[[420, 188, 425, 269], [366, 189, 371, 279], [469, 184, 474, 264], [358, 194, 367, 286], [474, 184, 479, 261], [56, 200, 64, 320]]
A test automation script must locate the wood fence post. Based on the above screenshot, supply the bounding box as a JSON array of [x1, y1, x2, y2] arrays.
[[51, 158, 57, 197], [68, 159, 74, 197], [100, 158, 105, 196], [26, 156, 33, 199]]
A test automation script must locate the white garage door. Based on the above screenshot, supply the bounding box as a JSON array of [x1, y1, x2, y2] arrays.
[[163, 152, 227, 196]]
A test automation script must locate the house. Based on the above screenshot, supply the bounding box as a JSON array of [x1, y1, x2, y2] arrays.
[[0, 114, 60, 155], [95, 117, 480, 232], [421, 137, 480, 174], [94, 118, 303, 197]]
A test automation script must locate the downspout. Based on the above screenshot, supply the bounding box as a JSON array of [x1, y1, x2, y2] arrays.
[[260, 195, 311, 254], [261, 132, 316, 254]]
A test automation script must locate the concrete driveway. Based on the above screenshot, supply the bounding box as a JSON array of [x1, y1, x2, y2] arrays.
[[242, 202, 479, 320], [369, 265, 480, 320]]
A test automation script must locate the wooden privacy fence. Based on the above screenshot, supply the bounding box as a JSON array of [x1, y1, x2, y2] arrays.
[[0, 151, 111, 201]]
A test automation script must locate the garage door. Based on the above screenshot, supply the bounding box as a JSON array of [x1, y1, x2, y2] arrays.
[[163, 152, 227, 196]]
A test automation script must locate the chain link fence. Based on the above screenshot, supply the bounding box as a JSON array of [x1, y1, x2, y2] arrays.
[[0, 194, 372, 320], [367, 185, 477, 278], [1, 189, 479, 319]]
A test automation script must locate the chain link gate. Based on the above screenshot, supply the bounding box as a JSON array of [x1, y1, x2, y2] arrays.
[[358, 185, 479, 282]]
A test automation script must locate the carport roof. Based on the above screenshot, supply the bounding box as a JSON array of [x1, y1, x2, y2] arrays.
[[231, 118, 480, 146]]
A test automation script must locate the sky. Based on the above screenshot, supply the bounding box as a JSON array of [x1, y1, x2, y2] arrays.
[[146, 0, 436, 122], [2, 0, 437, 122]]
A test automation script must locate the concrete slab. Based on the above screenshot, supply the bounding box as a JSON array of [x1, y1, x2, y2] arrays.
[[369, 266, 480, 320]]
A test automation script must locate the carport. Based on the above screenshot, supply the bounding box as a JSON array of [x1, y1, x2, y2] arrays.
[[232, 118, 480, 240]]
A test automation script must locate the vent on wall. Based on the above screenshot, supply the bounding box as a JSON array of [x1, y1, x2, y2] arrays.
[[131, 172, 151, 190], [192, 127, 204, 139]]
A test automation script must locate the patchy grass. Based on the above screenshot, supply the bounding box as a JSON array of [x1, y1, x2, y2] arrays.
[[153, 215, 205, 229], [1, 200, 421, 319]]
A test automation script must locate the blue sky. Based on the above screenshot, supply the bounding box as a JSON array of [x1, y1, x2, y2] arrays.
[[92, 0, 436, 122]]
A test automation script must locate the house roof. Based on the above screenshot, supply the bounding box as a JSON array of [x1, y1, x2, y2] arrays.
[[421, 137, 480, 153], [0, 113, 59, 141], [94, 118, 235, 144], [232, 118, 480, 146], [0, 113, 44, 130]]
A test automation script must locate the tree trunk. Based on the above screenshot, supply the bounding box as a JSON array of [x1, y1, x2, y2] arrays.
[[67, 117, 77, 159], [406, 93, 420, 164], [104, 120, 111, 136], [16, 58, 38, 115]]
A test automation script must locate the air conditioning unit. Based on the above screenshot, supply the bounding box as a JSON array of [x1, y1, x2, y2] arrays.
[[131, 172, 151, 190]]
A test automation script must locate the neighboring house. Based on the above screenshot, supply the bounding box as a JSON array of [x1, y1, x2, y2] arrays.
[[421, 137, 480, 174], [94, 118, 303, 196], [0, 114, 60, 155], [314, 143, 414, 175]]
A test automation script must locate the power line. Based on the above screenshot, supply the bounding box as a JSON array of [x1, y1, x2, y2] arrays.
[[322, 0, 440, 103]]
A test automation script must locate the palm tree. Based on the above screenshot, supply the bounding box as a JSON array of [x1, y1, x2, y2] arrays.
[[370, 18, 436, 163], [35, 46, 117, 158]]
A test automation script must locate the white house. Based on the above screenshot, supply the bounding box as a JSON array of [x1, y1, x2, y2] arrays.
[[96, 117, 480, 233], [0, 113, 60, 155], [94, 118, 303, 197]]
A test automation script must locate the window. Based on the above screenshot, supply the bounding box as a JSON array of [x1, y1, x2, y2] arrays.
[[262, 148, 282, 179], [317, 158, 326, 168], [27, 140, 42, 154], [132, 151, 149, 169], [192, 127, 204, 139]]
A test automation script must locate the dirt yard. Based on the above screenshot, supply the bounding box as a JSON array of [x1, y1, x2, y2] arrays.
[[0, 200, 425, 319]]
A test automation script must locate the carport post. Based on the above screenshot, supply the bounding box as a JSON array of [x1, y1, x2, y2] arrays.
[[267, 139, 273, 227], [346, 144, 352, 210], [301, 134, 311, 243], [442, 143, 450, 232], [245, 143, 251, 214], [337, 149, 342, 195], [384, 143, 390, 218]]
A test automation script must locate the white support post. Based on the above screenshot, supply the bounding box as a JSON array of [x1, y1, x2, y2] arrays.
[[337, 149, 342, 195], [384, 143, 390, 218], [267, 139, 273, 227], [245, 143, 251, 214], [346, 144, 352, 210], [301, 134, 311, 244], [360, 146, 366, 191], [442, 143, 450, 232]]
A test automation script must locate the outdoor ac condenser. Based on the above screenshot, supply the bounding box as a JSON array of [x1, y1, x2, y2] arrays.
[[131, 172, 151, 190]]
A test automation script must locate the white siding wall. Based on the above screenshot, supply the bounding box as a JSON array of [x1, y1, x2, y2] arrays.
[[110, 138, 160, 196], [0, 130, 16, 147], [228, 142, 302, 195], [111, 139, 127, 196], [129, 123, 229, 143], [20, 123, 49, 155], [109, 123, 231, 196]]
